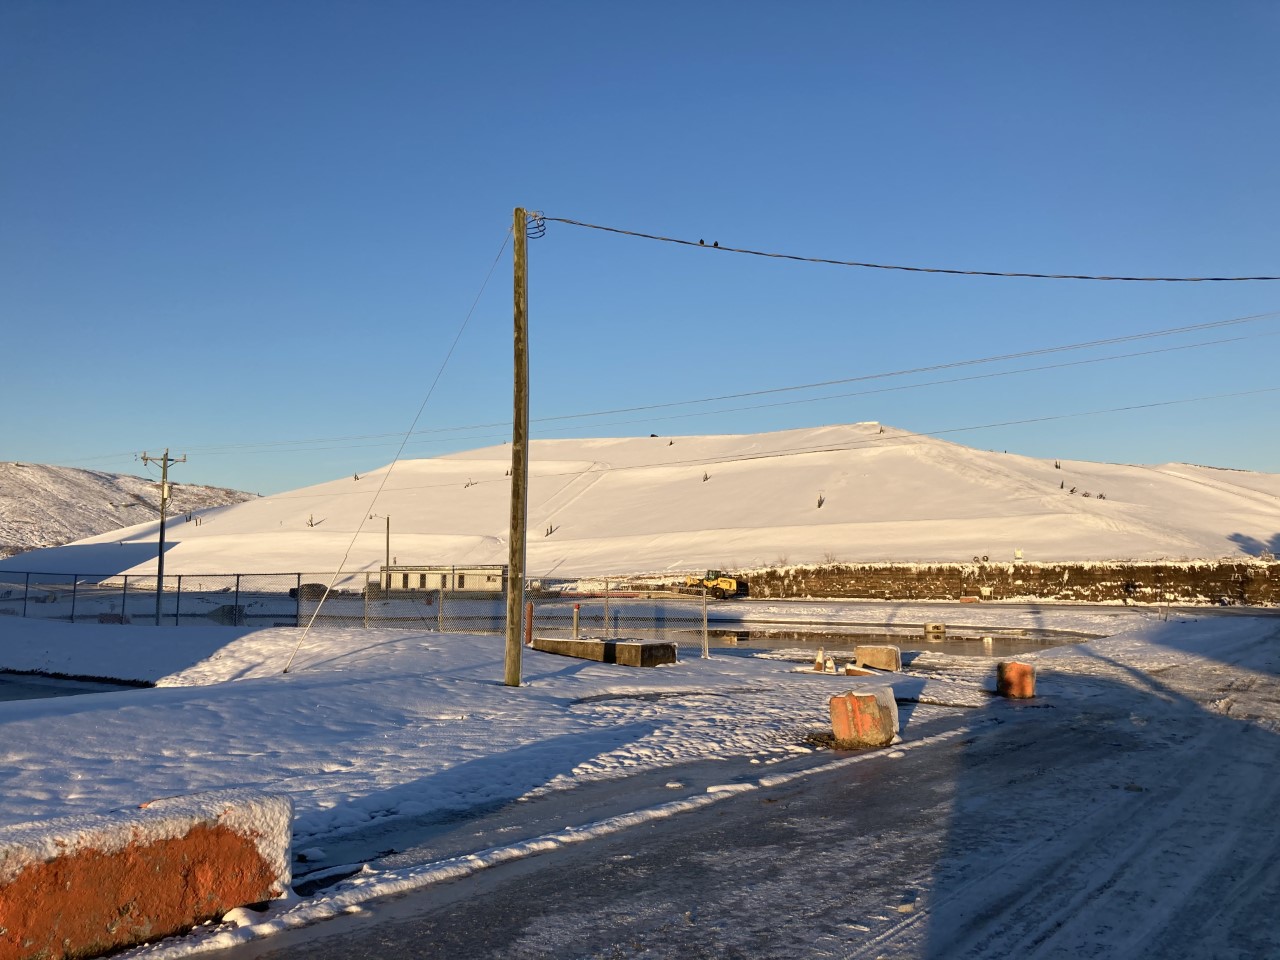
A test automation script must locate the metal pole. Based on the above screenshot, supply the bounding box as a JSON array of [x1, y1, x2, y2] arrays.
[[175, 574, 182, 626], [70, 577, 78, 623], [121, 575, 128, 623], [155, 449, 169, 626], [385, 516, 390, 586], [504, 207, 530, 687], [573, 602, 580, 640], [702, 585, 710, 658], [233, 573, 240, 618], [603, 580, 610, 639], [22, 573, 29, 618]]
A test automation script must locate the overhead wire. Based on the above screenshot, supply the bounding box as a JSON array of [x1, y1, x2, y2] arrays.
[[58, 309, 1280, 466], [505, 328, 1280, 436], [262, 383, 1280, 502], [543, 216, 1280, 282], [282, 227, 513, 673], [508, 311, 1280, 426]]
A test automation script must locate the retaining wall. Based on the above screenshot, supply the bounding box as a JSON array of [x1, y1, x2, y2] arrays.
[[745, 560, 1280, 605]]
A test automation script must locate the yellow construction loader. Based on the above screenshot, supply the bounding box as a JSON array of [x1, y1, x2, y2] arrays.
[[684, 570, 749, 599]]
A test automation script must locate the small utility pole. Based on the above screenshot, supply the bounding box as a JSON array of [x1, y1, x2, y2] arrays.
[[140, 448, 185, 626], [505, 207, 531, 687], [370, 514, 391, 588]]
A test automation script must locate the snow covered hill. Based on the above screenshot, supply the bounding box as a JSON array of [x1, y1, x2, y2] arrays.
[[0, 462, 255, 557], [3, 423, 1279, 577]]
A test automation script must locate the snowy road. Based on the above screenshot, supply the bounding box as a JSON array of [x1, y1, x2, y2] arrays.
[[202, 624, 1280, 960]]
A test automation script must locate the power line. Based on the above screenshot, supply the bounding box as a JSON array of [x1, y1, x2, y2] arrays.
[[510, 329, 1280, 436], [54, 309, 1280, 466], [518, 311, 1280, 425], [283, 227, 512, 674], [262, 384, 1280, 501], [544, 216, 1280, 282]]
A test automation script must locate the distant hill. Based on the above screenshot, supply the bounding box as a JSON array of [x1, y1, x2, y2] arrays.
[[3, 423, 1279, 578], [0, 463, 255, 558]]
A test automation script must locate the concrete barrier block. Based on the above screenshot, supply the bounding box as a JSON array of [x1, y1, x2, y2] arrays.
[[854, 644, 901, 672], [531, 637, 677, 667], [0, 789, 292, 960], [997, 661, 1037, 699], [829, 687, 899, 749]]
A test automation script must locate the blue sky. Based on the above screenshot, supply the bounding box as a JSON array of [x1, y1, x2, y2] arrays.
[[3, 1, 1278, 494]]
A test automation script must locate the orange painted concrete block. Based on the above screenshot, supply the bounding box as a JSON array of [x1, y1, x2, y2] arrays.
[[829, 687, 899, 749], [0, 790, 291, 960], [997, 660, 1037, 699]]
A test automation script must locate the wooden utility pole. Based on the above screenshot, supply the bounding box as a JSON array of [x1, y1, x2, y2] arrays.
[[505, 207, 530, 686], [140, 448, 185, 626]]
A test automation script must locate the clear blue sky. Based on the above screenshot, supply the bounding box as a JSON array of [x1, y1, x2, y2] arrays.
[[3, 1, 1278, 494]]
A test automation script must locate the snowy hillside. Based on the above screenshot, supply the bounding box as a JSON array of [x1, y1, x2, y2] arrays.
[[4, 423, 1279, 577], [0, 462, 255, 557]]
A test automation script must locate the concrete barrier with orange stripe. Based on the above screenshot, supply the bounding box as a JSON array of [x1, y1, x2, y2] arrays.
[[0, 789, 292, 960]]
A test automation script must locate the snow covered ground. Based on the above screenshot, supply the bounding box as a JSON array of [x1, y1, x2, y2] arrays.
[[2, 601, 1278, 957]]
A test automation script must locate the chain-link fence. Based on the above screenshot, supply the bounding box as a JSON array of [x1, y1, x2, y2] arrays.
[[0, 571, 306, 627], [0, 570, 722, 647], [298, 575, 717, 647]]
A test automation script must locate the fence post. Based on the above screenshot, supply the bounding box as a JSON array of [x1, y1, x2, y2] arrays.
[[525, 600, 534, 646], [363, 573, 369, 629], [573, 602, 580, 640], [234, 574, 240, 616], [175, 575, 182, 626], [603, 580, 610, 639], [22, 572, 29, 619], [702, 586, 710, 659], [70, 576, 78, 623], [295, 574, 301, 627], [121, 575, 129, 624], [438, 587, 445, 632]]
